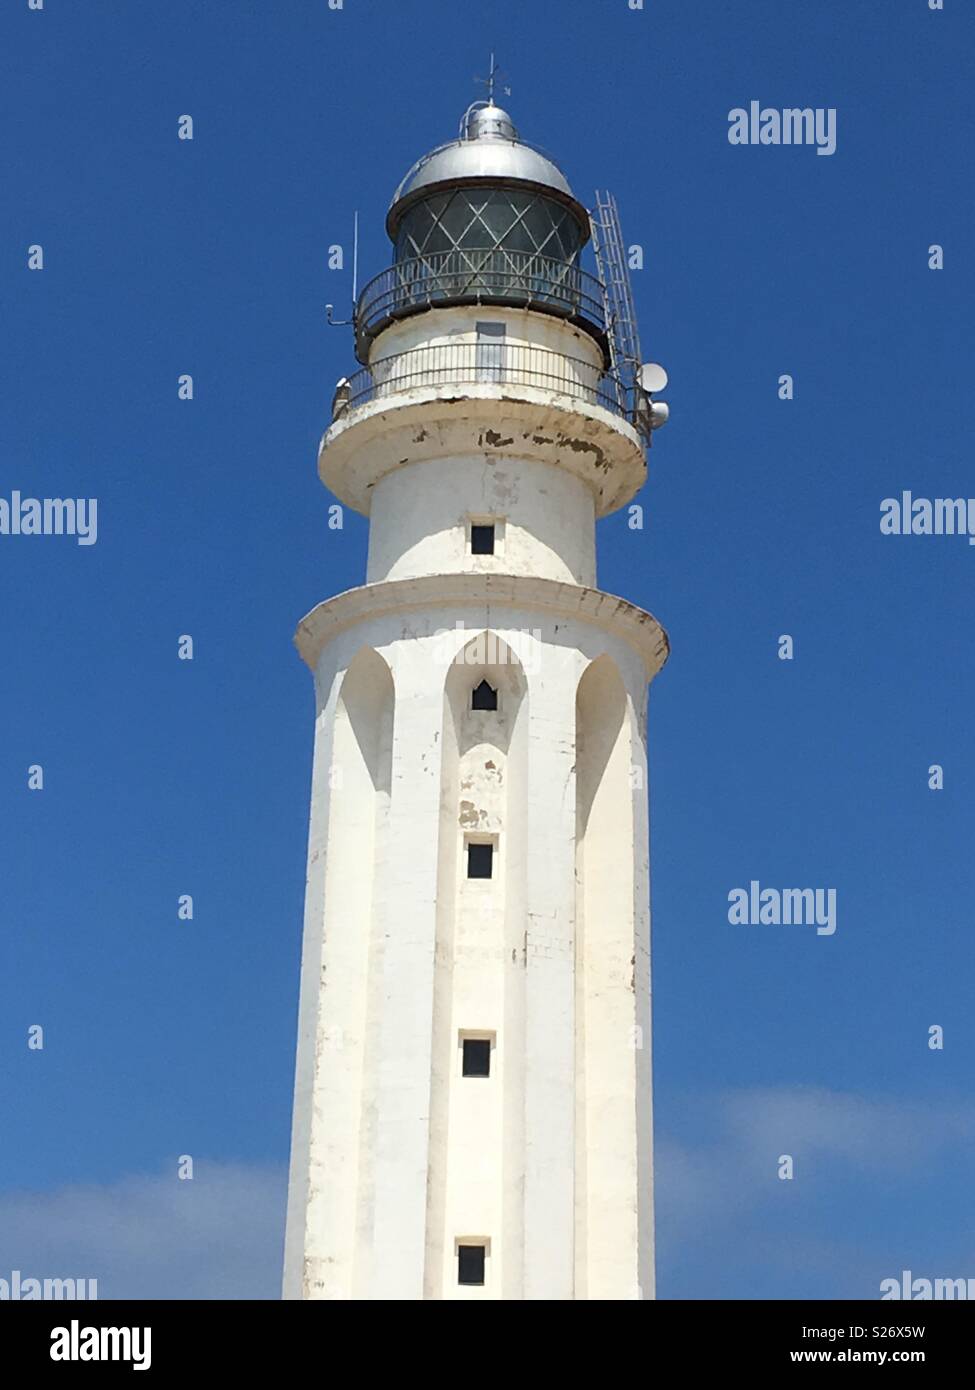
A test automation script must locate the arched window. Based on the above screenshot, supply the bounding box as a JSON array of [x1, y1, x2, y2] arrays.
[[471, 679, 498, 711]]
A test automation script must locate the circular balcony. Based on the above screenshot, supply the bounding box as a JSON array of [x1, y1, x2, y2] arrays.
[[333, 341, 649, 444], [355, 251, 609, 363], [323, 340, 650, 517]]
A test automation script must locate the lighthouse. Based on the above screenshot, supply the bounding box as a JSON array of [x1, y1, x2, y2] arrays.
[[283, 92, 669, 1301]]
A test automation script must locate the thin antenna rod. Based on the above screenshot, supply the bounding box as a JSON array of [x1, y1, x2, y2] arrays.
[[475, 52, 505, 105], [351, 210, 359, 307], [325, 212, 361, 328]]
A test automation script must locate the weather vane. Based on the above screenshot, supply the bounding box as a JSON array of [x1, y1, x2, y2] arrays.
[[475, 52, 510, 103]]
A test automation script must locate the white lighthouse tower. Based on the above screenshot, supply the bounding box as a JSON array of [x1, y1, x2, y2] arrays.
[[283, 92, 669, 1302]]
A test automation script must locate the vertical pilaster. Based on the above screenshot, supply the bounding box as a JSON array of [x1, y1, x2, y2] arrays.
[[522, 643, 579, 1299], [369, 643, 445, 1299], [282, 663, 341, 1300]]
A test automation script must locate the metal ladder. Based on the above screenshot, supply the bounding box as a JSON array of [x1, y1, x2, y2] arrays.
[[591, 191, 643, 411]]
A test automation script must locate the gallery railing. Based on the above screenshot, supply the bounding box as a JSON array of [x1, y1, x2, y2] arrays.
[[354, 250, 608, 358], [331, 341, 650, 444]]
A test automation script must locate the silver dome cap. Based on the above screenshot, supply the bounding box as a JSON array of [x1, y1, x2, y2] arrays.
[[386, 101, 586, 239], [466, 101, 518, 141]]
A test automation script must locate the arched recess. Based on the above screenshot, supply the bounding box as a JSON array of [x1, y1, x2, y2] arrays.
[[424, 631, 529, 1300], [313, 646, 394, 1297], [574, 654, 640, 1299]]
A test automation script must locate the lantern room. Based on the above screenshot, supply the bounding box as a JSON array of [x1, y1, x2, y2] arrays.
[[354, 100, 608, 363]]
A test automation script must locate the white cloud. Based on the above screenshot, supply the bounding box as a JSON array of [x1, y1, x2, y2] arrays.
[[654, 1086, 975, 1297], [0, 1162, 286, 1299], [4, 1089, 971, 1300], [720, 1086, 975, 1175]]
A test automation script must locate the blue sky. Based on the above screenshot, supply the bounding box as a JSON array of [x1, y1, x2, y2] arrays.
[[1, 0, 972, 1299]]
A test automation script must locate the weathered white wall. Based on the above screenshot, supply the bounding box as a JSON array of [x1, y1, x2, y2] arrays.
[[575, 656, 650, 1300], [369, 303, 605, 376], [424, 637, 528, 1299], [366, 454, 596, 586], [283, 602, 658, 1300]]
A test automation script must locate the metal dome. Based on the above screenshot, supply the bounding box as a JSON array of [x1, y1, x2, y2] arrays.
[[387, 101, 584, 240]]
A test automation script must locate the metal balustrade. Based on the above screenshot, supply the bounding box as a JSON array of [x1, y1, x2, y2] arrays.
[[354, 250, 608, 359], [331, 341, 650, 443]]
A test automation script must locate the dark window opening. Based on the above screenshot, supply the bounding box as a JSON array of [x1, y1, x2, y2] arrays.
[[467, 842, 494, 879], [471, 679, 498, 711], [462, 1038, 492, 1077], [470, 524, 495, 555], [458, 1244, 486, 1286]]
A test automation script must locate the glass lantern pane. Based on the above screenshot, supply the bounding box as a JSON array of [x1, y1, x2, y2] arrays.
[[392, 187, 587, 318]]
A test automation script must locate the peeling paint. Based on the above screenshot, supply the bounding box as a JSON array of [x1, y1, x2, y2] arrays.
[[557, 434, 610, 473]]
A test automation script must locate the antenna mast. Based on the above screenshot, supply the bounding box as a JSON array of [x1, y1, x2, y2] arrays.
[[351, 209, 359, 305], [473, 52, 510, 104], [325, 210, 360, 328]]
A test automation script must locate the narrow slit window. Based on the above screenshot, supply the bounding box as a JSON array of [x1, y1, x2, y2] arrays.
[[471, 679, 498, 711], [467, 842, 494, 879], [470, 523, 495, 555], [458, 1244, 486, 1286], [462, 1038, 491, 1077]]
